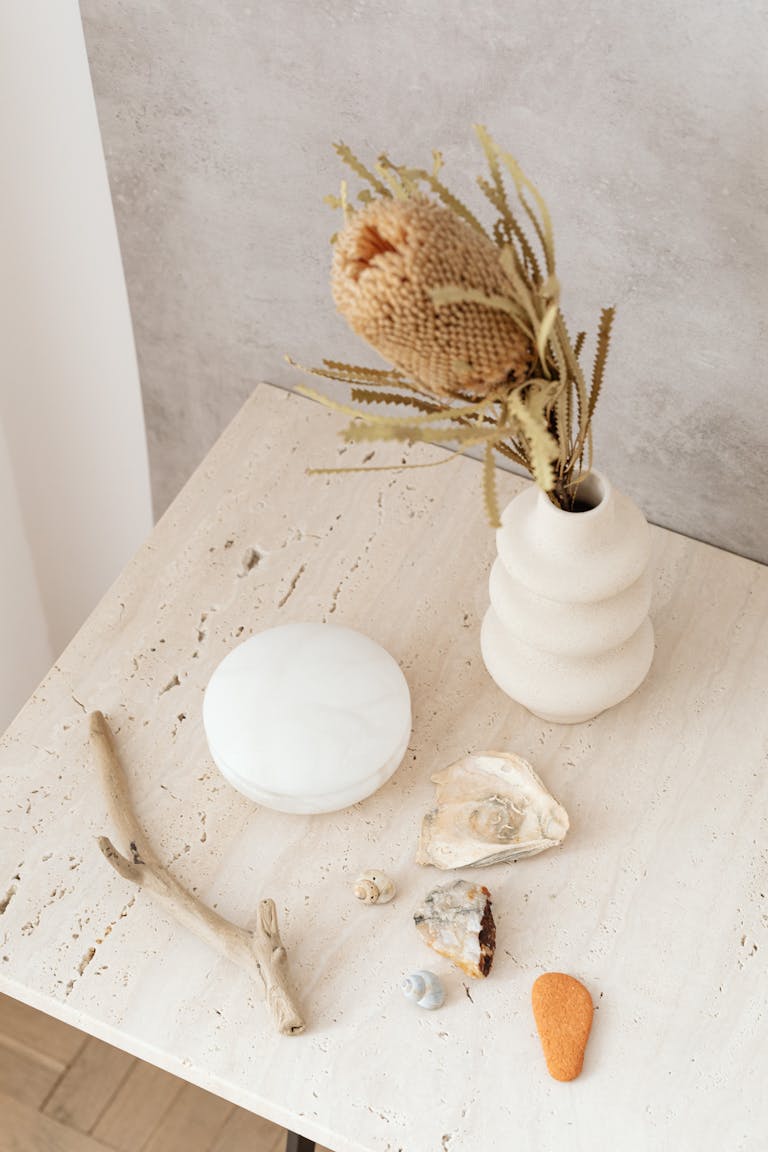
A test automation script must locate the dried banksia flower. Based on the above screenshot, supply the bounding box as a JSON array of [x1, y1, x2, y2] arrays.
[[331, 196, 532, 399], [290, 130, 616, 522]]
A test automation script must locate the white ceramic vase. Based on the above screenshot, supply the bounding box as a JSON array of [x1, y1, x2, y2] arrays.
[[480, 472, 654, 724]]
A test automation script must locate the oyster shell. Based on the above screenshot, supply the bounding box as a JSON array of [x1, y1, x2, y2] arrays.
[[416, 751, 569, 869], [413, 879, 496, 978]]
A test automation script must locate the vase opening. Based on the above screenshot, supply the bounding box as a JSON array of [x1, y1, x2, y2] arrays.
[[570, 472, 607, 514]]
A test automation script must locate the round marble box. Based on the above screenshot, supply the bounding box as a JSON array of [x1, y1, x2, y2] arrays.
[[202, 622, 412, 814]]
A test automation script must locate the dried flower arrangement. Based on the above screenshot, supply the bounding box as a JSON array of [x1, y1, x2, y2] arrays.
[[289, 126, 615, 524]]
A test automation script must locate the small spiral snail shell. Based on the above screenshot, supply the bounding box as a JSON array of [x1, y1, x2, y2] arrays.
[[401, 970, 445, 1010], [353, 870, 396, 904]]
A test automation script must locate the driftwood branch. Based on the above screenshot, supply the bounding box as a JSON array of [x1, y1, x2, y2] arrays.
[[89, 710, 305, 1036]]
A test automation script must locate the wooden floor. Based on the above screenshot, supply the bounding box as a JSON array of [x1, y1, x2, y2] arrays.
[[0, 993, 329, 1152]]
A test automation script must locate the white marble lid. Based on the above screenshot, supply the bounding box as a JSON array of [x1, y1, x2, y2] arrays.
[[202, 622, 412, 813]]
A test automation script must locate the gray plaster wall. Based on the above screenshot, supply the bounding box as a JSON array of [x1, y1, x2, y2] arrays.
[[80, 1, 768, 562]]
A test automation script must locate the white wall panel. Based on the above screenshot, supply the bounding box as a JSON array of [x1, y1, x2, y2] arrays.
[[0, 1, 153, 728]]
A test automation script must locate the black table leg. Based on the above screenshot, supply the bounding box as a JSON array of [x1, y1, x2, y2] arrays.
[[285, 1130, 315, 1152]]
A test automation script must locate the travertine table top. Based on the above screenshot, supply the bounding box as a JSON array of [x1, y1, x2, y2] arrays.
[[1, 384, 766, 1151]]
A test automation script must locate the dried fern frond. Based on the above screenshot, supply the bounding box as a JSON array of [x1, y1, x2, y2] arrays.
[[475, 124, 542, 282], [589, 306, 615, 422], [508, 388, 559, 492], [494, 439, 530, 469], [297, 384, 496, 428], [431, 283, 534, 339], [349, 388, 441, 413], [322, 360, 407, 384], [497, 247, 548, 346], [493, 141, 556, 279], [395, 164, 488, 236], [536, 303, 560, 364], [373, 159, 410, 200], [333, 142, 390, 197], [286, 356, 422, 395], [483, 444, 502, 528]]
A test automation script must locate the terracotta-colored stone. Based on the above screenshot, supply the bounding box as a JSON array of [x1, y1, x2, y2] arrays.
[[532, 973, 593, 1081]]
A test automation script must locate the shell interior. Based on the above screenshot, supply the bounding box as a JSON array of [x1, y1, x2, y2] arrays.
[[416, 751, 569, 870]]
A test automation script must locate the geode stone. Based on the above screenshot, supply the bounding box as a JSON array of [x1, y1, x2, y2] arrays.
[[413, 879, 496, 978]]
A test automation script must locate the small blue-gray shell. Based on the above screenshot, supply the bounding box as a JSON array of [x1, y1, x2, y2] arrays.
[[401, 970, 445, 1010]]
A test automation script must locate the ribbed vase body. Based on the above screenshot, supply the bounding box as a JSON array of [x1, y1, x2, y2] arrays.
[[480, 473, 654, 724]]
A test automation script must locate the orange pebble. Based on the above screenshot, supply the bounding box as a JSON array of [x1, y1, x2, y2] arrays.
[[532, 972, 593, 1081]]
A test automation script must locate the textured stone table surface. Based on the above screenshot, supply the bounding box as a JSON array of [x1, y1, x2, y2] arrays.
[[1, 384, 766, 1152]]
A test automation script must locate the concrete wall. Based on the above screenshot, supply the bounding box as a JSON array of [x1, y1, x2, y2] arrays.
[[80, 0, 768, 562]]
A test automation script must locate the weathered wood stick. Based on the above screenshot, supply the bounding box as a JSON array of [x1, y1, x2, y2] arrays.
[[89, 710, 305, 1036]]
